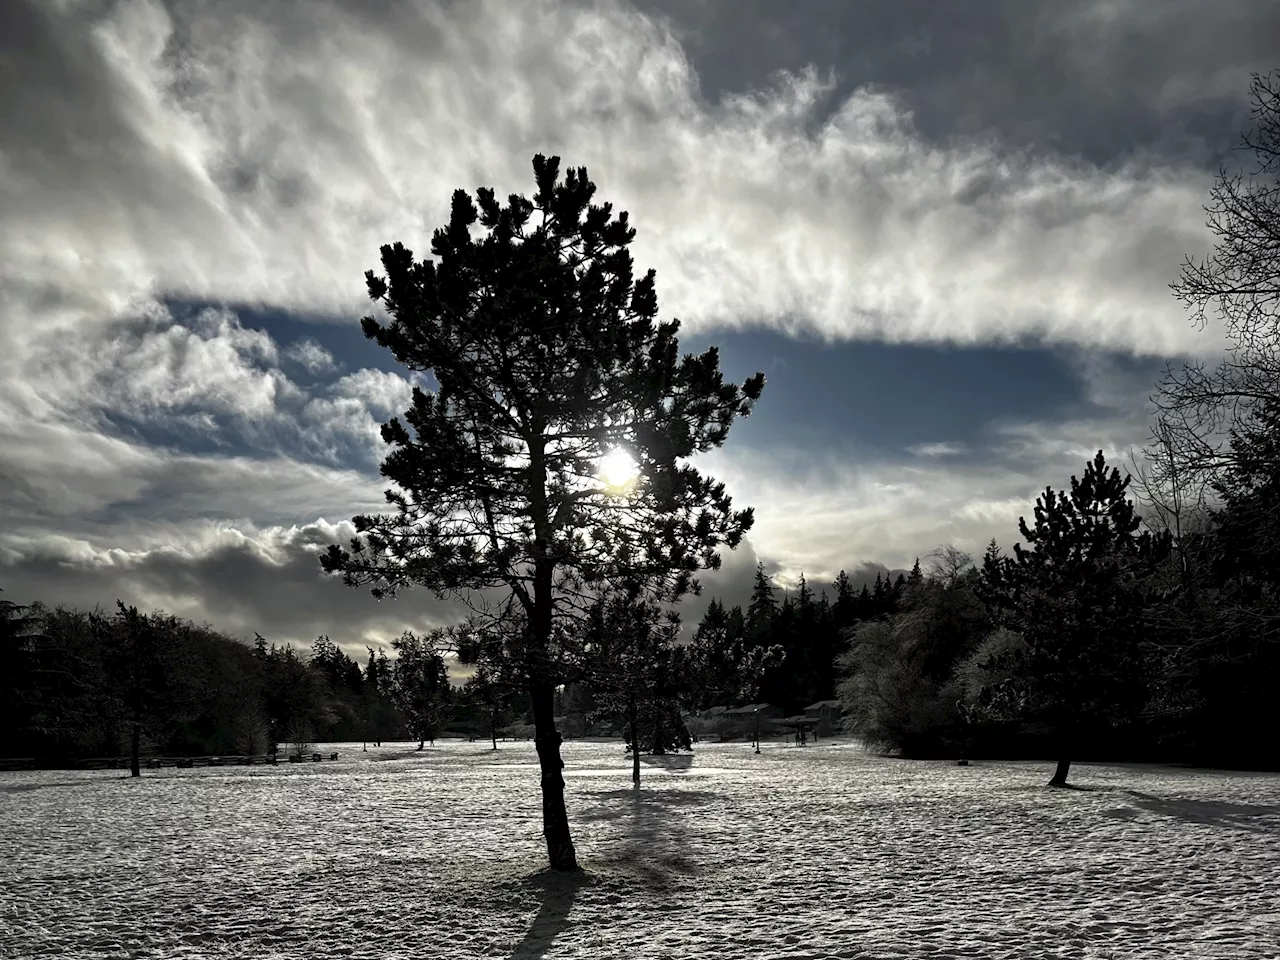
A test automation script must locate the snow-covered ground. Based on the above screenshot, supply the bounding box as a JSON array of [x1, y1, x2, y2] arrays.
[[2, 739, 1278, 959]]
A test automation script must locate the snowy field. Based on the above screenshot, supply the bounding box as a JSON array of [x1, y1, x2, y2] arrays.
[[2, 739, 1278, 959]]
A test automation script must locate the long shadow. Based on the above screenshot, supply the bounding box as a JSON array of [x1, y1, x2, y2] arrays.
[[639, 753, 694, 773], [507, 869, 593, 960], [583, 785, 704, 890], [1125, 790, 1280, 836], [0, 777, 110, 794], [580, 786, 712, 816], [370, 750, 427, 762]]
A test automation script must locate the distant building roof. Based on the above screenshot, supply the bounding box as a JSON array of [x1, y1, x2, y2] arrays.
[[781, 715, 818, 725], [805, 700, 843, 710], [702, 705, 728, 716], [723, 703, 776, 715]]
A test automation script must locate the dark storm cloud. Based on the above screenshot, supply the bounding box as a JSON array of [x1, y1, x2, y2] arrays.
[[637, 0, 1279, 167]]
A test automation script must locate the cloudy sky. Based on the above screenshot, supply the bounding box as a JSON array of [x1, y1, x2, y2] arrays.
[[1, 0, 1275, 657]]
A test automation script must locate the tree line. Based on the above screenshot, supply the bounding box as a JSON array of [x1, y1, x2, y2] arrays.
[[0, 599, 513, 773]]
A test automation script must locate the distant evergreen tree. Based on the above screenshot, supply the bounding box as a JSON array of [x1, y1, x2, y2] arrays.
[[456, 621, 526, 749], [392, 630, 452, 749], [688, 599, 782, 710], [832, 570, 856, 634], [1, 592, 50, 751], [583, 590, 693, 784], [310, 636, 364, 741], [855, 584, 873, 623], [94, 604, 185, 777], [979, 452, 1171, 785], [907, 559, 924, 590], [462, 663, 522, 749], [746, 563, 778, 641], [256, 639, 326, 757]]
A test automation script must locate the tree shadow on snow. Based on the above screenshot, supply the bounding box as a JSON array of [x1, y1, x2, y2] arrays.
[[581, 786, 712, 813], [639, 753, 694, 772], [0, 778, 105, 793], [1124, 790, 1280, 836], [370, 750, 429, 762], [584, 786, 704, 890], [507, 868, 594, 960]]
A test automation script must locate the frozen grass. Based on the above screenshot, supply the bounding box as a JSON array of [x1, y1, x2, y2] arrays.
[[2, 739, 1278, 958]]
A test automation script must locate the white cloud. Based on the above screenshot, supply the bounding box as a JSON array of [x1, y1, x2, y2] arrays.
[[694, 352, 1161, 581], [907, 441, 966, 459], [0, 0, 1231, 361], [285, 337, 337, 373]]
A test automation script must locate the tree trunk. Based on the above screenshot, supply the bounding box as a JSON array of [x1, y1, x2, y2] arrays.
[[527, 456, 577, 871], [530, 682, 577, 870], [1049, 724, 1073, 786], [129, 719, 141, 778], [1049, 758, 1071, 786], [490, 706, 498, 750], [418, 739, 424, 750], [629, 699, 641, 785]]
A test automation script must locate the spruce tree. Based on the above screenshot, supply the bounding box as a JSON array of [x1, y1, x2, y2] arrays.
[[832, 570, 856, 632], [907, 559, 924, 590], [321, 155, 763, 869], [747, 563, 778, 642]]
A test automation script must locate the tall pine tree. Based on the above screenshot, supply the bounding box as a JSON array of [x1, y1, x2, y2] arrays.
[[321, 156, 763, 869]]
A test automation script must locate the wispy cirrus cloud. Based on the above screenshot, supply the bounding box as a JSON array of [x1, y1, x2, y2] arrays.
[[0, 0, 1231, 357], [907, 441, 967, 459], [285, 337, 337, 374]]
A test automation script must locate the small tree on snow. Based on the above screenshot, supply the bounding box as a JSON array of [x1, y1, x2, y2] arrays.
[[979, 452, 1170, 786], [392, 630, 452, 749], [581, 590, 692, 785]]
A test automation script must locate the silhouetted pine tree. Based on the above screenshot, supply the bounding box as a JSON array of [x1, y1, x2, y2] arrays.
[[832, 570, 857, 634], [319, 155, 763, 870], [907, 558, 924, 591], [94, 604, 185, 777], [688, 597, 781, 710]]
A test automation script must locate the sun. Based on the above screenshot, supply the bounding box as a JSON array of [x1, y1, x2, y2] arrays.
[[598, 447, 640, 492]]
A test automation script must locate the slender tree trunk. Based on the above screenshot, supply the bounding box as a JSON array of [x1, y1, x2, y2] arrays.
[[528, 452, 577, 870], [1049, 758, 1071, 786], [531, 681, 577, 870], [629, 698, 641, 785], [490, 705, 498, 750], [1050, 725, 1073, 786], [130, 717, 141, 778], [417, 738, 424, 750]]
